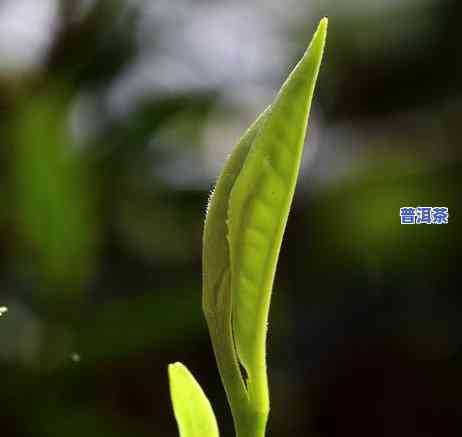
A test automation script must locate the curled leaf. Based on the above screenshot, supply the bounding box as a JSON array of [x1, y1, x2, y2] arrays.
[[202, 18, 327, 437]]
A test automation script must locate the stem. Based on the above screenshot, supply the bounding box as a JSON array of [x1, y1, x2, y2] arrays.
[[234, 406, 268, 437]]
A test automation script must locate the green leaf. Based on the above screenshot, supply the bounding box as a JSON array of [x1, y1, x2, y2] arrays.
[[202, 18, 328, 437], [168, 362, 219, 437]]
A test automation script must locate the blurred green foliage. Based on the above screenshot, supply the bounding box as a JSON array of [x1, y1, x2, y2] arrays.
[[13, 89, 99, 291]]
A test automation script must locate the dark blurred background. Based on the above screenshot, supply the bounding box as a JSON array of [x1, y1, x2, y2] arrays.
[[0, 1, 461, 436]]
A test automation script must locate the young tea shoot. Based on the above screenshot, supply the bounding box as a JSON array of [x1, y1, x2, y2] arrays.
[[168, 17, 328, 437]]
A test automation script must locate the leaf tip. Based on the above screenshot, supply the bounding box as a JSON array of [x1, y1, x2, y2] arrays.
[[315, 17, 328, 46], [168, 361, 186, 379]]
